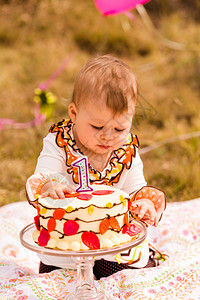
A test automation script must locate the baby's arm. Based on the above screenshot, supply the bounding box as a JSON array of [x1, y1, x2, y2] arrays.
[[129, 186, 166, 226], [26, 132, 76, 202], [26, 172, 75, 205], [35, 133, 67, 174]]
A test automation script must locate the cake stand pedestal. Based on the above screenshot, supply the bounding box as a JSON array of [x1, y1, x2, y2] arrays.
[[20, 220, 147, 300]]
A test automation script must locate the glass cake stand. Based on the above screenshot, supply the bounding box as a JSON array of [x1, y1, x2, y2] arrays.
[[20, 220, 147, 300]]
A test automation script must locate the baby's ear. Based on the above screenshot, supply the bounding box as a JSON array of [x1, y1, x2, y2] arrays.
[[68, 102, 77, 123]]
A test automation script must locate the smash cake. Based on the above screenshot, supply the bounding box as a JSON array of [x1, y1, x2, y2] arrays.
[[32, 184, 142, 251]]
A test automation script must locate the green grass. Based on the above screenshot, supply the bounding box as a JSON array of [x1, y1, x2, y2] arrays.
[[0, 0, 199, 206]]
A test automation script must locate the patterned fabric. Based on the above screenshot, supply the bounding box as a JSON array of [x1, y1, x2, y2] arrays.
[[0, 198, 200, 299]]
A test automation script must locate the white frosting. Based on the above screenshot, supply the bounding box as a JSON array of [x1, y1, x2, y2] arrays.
[[39, 184, 128, 208], [57, 241, 69, 250], [47, 238, 57, 249], [101, 239, 113, 248], [70, 241, 81, 251]]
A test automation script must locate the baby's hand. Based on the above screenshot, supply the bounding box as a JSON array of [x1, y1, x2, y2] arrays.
[[130, 199, 157, 226], [41, 181, 75, 199]]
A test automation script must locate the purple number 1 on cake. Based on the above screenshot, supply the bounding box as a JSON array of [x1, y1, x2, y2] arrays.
[[72, 157, 93, 192]]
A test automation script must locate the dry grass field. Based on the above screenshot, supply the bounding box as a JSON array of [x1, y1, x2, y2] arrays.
[[0, 0, 199, 206]]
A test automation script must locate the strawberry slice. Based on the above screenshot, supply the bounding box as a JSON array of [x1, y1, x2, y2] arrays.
[[38, 228, 50, 247], [109, 217, 121, 231], [63, 220, 79, 236], [34, 215, 40, 230], [81, 231, 100, 249], [99, 219, 110, 235], [77, 194, 93, 200], [122, 223, 142, 236], [92, 190, 114, 195]]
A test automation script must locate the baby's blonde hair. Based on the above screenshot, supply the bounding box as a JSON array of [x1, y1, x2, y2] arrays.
[[72, 55, 138, 114]]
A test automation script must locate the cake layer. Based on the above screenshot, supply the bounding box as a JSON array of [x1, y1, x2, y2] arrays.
[[33, 228, 137, 251]]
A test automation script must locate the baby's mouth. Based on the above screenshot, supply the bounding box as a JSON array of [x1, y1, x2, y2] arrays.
[[97, 144, 112, 150]]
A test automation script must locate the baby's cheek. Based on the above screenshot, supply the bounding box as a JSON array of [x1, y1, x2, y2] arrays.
[[80, 131, 94, 146], [114, 134, 126, 146]]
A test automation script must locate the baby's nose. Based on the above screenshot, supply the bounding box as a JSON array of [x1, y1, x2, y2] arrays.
[[100, 128, 114, 141]]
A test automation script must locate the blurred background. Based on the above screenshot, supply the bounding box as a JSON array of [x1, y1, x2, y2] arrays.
[[0, 0, 199, 206]]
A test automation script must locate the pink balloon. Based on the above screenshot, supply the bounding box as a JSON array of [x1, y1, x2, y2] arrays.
[[94, 0, 150, 16]]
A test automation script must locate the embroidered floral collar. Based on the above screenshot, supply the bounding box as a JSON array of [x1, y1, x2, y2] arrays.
[[50, 119, 139, 186]]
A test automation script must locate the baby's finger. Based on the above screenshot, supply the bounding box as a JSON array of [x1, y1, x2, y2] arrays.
[[142, 217, 154, 226], [63, 186, 75, 194], [130, 204, 140, 215], [148, 207, 156, 219], [138, 207, 147, 219], [144, 210, 157, 226], [56, 189, 65, 199], [49, 190, 59, 199]]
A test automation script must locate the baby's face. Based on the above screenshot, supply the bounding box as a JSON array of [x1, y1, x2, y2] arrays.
[[69, 99, 135, 157]]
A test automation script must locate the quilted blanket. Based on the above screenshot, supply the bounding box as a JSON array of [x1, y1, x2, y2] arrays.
[[0, 198, 200, 300]]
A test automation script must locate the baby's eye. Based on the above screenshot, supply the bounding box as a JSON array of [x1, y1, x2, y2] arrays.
[[91, 125, 103, 130], [115, 128, 125, 132]]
